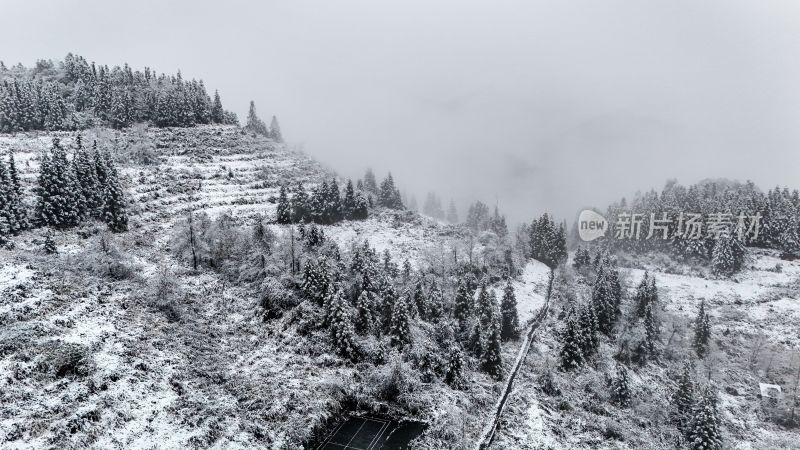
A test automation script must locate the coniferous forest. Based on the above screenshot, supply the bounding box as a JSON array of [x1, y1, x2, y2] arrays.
[[0, 53, 239, 132], [2, 6, 800, 448]]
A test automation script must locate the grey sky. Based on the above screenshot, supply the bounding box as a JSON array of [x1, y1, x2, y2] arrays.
[[3, 0, 800, 224]]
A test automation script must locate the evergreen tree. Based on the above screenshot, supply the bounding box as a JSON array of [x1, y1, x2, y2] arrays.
[[211, 90, 224, 123], [72, 137, 103, 220], [712, 233, 745, 276], [354, 290, 375, 334], [269, 115, 283, 142], [378, 173, 403, 209], [35, 138, 81, 229], [560, 312, 584, 370], [445, 347, 467, 389], [0, 154, 27, 234], [328, 287, 357, 360], [363, 168, 378, 194], [291, 183, 309, 223], [426, 281, 445, 321], [642, 303, 659, 360], [672, 360, 696, 434], [577, 303, 599, 357], [245, 100, 268, 136], [301, 260, 330, 304], [326, 179, 342, 223], [389, 294, 412, 349], [342, 179, 357, 220], [276, 185, 291, 224], [500, 280, 520, 341], [591, 263, 621, 335], [693, 301, 711, 358], [481, 317, 503, 380], [573, 247, 592, 269], [687, 386, 722, 450], [611, 364, 632, 407], [101, 153, 128, 232], [453, 279, 471, 334]]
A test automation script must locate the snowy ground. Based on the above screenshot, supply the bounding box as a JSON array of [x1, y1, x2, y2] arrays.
[[491, 249, 800, 449], [0, 125, 544, 449]]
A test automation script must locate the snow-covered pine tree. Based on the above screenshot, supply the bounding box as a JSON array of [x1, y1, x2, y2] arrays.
[[560, 312, 584, 370], [100, 153, 128, 232], [35, 138, 81, 229], [354, 290, 375, 334], [276, 185, 291, 224], [692, 301, 711, 358], [211, 90, 224, 123], [634, 271, 651, 318], [325, 179, 342, 223], [5, 152, 28, 232], [0, 161, 15, 240], [269, 115, 283, 143], [308, 181, 327, 224], [363, 168, 378, 195], [591, 263, 620, 335], [327, 287, 357, 360], [377, 276, 398, 331], [573, 247, 591, 269], [389, 294, 412, 349], [244, 100, 268, 136], [476, 282, 495, 331], [426, 281, 444, 321], [453, 279, 471, 334], [577, 302, 598, 357], [352, 189, 369, 220], [711, 234, 735, 276], [378, 173, 403, 209], [301, 260, 330, 304], [291, 182, 309, 223], [642, 303, 659, 360], [342, 179, 357, 220], [611, 364, 632, 407], [445, 346, 467, 389], [672, 360, 696, 434], [500, 280, 520, 341], [481, 317, 503, 380], [687, 386, 722, 450], [109, 87, 133, 129], [72, 137, 104, 220]]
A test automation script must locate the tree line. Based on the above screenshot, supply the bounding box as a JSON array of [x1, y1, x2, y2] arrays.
[[599, 179, 800, 272], [0, 136, 128, 245], [0, 53, 239, 132], [276, 169, 405, 225]]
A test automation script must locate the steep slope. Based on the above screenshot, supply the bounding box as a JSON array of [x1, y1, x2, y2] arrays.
[[0, 125, 545, 449]]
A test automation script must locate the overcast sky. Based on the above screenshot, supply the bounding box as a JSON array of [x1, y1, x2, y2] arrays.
[[3, 0, 800, 223]]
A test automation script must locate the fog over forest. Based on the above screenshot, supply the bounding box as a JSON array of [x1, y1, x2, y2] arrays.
[[3, 0, 800, 223]]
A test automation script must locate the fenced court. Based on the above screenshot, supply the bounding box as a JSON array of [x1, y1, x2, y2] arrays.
[[317, 416, 424, 450]]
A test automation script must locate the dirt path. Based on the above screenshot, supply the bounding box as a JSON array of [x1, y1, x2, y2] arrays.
[[476, 269, 554, 450]]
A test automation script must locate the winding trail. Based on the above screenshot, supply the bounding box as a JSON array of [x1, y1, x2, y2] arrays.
[[476, 269, 554, 450]]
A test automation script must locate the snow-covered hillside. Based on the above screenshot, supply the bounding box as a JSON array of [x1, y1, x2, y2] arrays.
[[491, 250, 800, 449], [0, 125, 548, 449]]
